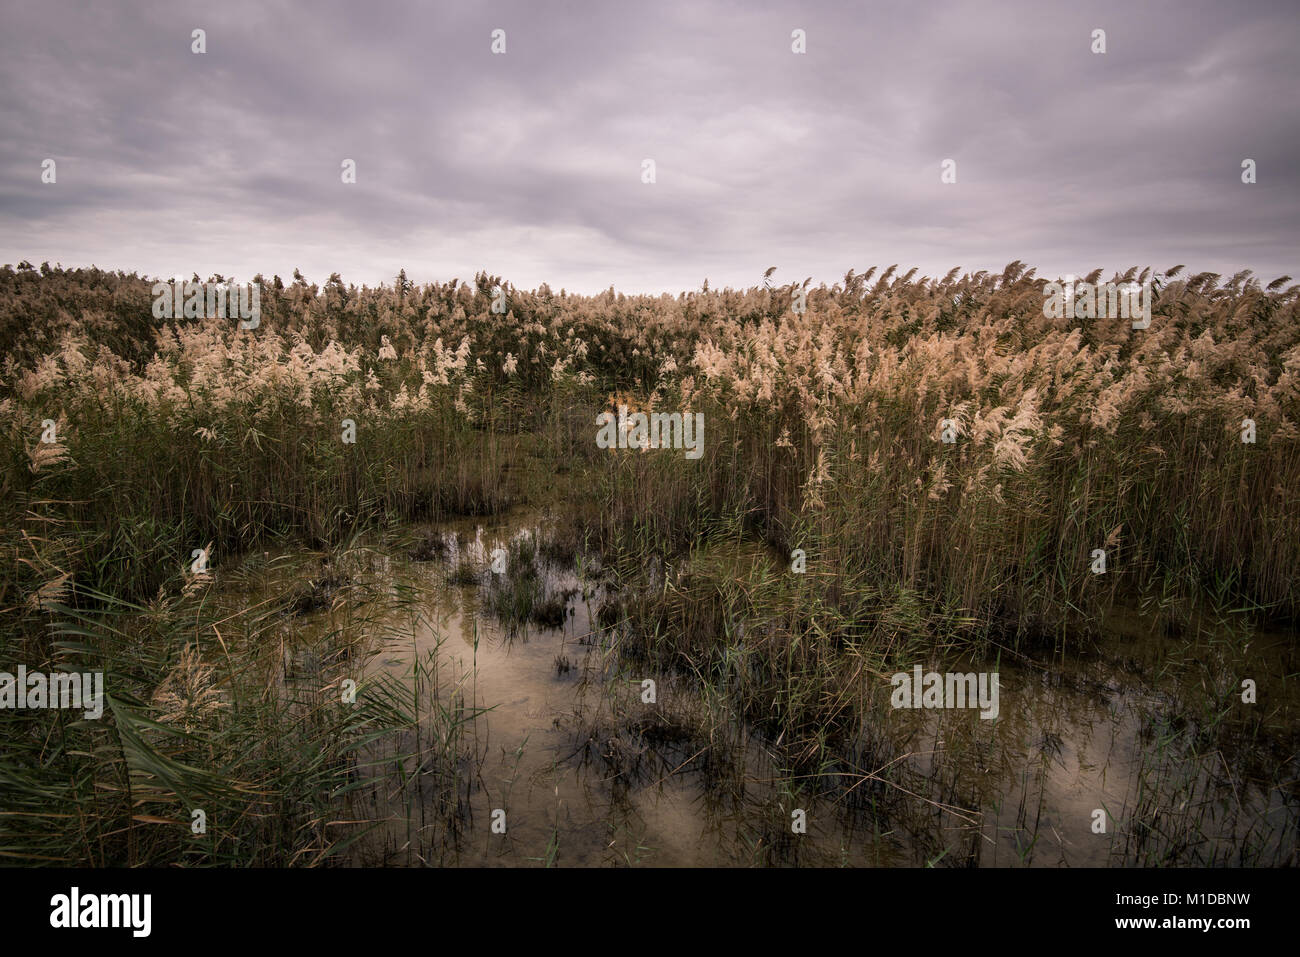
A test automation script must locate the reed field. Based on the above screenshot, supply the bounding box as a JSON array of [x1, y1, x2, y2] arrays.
[[2, 260, 1297, 866]]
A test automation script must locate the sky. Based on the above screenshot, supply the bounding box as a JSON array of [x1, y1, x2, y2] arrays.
[[1, 0, 1297, 294]]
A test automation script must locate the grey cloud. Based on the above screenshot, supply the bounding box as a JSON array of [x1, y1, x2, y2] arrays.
[[0, 0, 1296, 292]]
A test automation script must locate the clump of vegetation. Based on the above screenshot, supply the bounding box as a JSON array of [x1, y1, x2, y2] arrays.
[[482, 536, 569, 630], [407, 532, 450, 562], [531, 595, 567, 628], [447, 560, 480, 586], [0, 544, 476, 866]]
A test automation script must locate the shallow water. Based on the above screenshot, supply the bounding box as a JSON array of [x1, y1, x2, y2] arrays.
[[222, 511, 1300, 867]]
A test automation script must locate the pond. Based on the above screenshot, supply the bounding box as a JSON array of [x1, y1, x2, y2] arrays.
[[223, 509, 1300, 867]]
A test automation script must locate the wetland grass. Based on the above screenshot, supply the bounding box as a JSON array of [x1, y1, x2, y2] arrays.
[[2, 262, 1297, 865]]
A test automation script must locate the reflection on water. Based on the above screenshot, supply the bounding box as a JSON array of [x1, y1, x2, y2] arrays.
[[885, 622, 1299, 866], [224, 511, 1300, 866]]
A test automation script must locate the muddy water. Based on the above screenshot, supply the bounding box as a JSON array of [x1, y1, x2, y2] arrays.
[[365, 513, 887, 866], [389, 515, 635, 866], [888, 621, 1300, 866], [227, 512, 1300, 867]]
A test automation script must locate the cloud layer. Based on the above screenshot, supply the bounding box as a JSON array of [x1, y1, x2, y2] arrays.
[[1, 0, 1296, 292]]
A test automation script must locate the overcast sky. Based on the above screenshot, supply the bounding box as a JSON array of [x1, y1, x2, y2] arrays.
[[1, 0, 1297, 294]]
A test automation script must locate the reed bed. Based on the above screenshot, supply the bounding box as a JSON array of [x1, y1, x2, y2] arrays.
[[1, 260, 1296, 865]]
